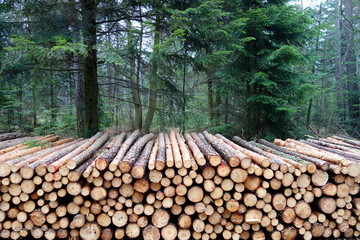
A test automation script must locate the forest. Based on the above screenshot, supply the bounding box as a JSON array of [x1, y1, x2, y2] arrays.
[[0, 0, 359, 140]]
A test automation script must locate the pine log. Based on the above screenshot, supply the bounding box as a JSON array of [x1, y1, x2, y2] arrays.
[[191, 133, 221, 166], [203, 131, 240, 167], [148, 139, 159, 170], [47, 133, 102, 173], [184, 133, 206, 166], [10, 138, 76, 168], [152, 209, 170, 228], [79, 223, 101, 240], [109, 130, 141, 171], [155, 133, 166, 170], [143, 225, 161, 240], [131, 140, 155, 179], [258, 139, 330, 170], [66, 132, 110, 170], [176, 132, 192, 168], [306, 139, 360, 159], [332, 135, 360, 147], [284, 139, 348, 166], [170, 130, 183, 168], [0, 131, 27, 142], [94, 132, 126, 171], [0, 136, 36, 150], [119, 133, 155, 173], [232, 136, 271, 168], [165, 134, 174, 167]]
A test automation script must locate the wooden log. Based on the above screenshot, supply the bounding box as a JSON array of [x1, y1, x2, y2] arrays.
[[66, 132, 110, 170], [245, 209, 262, 224], [187, 186, 204, 203], [155, 133, 166, 170], [109, 130, 141, 171], [148, 139, 159, 170], [47, 133, 102, 173], [332, 135, 360, 147], [202, 131, 241, 167], [119, 133, 155, 173], [165, 134, 174, 168], [170, 130, 183, 168], [176, 132, 192, 168], [258, 139, 330, 170], [184, 133, 206, 166], [152, 209, 170, 228], [0, 131, 27, 142], [191, 133, 221, 167], [232, 136, 271, 168], [143, 225, 161, 240], [295, 201, 312, 219], [283, 139, 348, 166], [161, 223, 177, 240], [79, 223, 101, 240], [131, 140, 155, 179], [95, 133, 126, 170], [318, 197, 336, 214], [214, 134, 252, 169]]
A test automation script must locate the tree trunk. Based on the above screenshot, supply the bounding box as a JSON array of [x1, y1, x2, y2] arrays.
[[81, 0, 99, 137], [334, 1, 343, 119], [50, 83, 56, 128], [207, 73, 215, 125], [76, 59, 85, 138], [32, 86, 37, 129], [344, 0, 360, 131], [127, 20, 143, 130], [142, 14, 160, 133]]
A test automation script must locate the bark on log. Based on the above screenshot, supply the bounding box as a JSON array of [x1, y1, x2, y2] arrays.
[[119, 133, 155, 173], [95, 132, 126, 171], [191, 133, 221, 166], [131, 140, 155, 179], [109, 130, 141, 171]]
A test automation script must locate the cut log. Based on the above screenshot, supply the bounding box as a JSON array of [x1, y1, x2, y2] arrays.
[[66, 132, 109, 170], [119, 133, 155, 173], [47, 133, 102, 173], [131, 140, 155, 179], [155, 133, 166, 170], [170, 130, 183, 168], [184, 133, 206, 166], [79, 223, 101, 240], [143, 225, 160, 240], [232, 136, 270, 168], [152, 209, 170, 228], [109, 130, 141, 171], [203, 131, 240, 167], [191, 133, 221, 166], [0, 131, 27, 142], [176, 132, 192, 168], [95, 133, 126, 171]]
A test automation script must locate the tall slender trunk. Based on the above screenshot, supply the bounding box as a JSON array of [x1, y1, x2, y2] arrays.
[[182, 51, 187, 133], [306, 98, 312, 128], [32, 86, 37, 129], [207, 73, 215, 125], [75, 64, 85, 137], [50, 83, 56, 128], [142, 14, 160, 133], [17, 83, 23, 128], [334, 1, 343, 118], [214, 89, 221, 126], [81, 0, 99, 137], [127, 19, 142, 130], [344, 0, 360, 130]]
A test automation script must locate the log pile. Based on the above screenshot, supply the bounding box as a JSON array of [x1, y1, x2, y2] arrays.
[[0, 131, 359, 240]]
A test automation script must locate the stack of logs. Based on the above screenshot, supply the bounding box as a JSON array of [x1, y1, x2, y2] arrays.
[[0, 130, 359, 240]]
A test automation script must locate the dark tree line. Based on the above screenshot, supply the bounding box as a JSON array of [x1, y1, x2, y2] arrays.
[[0, 0, 359, 139]]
